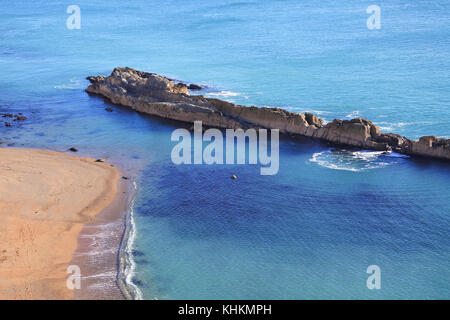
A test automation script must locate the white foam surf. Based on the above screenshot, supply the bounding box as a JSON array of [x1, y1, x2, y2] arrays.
[[54, 79, 85, 90], [309, 149, 402, 172], [118, 181, 144, 300]]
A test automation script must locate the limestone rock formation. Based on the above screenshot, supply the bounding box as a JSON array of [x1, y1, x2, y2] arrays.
[[305, 112, 323, 127], [86, 67, 450, 162]]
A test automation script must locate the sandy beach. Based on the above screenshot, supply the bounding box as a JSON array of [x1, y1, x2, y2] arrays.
[[0, 148, 123, 300]]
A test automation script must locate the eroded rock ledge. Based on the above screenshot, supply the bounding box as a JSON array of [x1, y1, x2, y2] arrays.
[[86, 67, 450, 161]]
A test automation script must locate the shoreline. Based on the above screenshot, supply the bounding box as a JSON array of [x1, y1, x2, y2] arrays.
[[70, 167, 136, 300], [117, 180, 143, 300], [0, 147, 133, 300]]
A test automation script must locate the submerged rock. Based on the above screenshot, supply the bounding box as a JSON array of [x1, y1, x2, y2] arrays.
[[105, 107, 113, 112], [2, 114, 27, 122], [85, 67, 450, 162], [4, 122, 11, 127]]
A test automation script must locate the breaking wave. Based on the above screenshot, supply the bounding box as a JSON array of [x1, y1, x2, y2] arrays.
[[309, 149, 407, 172], [376, 121, 437, 132]]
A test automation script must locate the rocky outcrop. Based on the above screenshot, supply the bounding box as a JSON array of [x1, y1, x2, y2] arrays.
[[86, 67, 450, 161], [305, 112, 323, 127], [1, 112, 28, 127], [408, 136, 450, 160]]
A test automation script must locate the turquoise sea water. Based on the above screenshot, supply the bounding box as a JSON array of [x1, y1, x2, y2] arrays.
[[1, 0, 449, 299]]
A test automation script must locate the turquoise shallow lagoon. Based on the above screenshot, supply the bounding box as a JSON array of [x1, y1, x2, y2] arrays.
[[1, 0, 449, 299]]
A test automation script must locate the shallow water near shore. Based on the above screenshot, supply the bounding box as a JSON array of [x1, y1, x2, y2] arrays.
[[1, 0, 450, 299]]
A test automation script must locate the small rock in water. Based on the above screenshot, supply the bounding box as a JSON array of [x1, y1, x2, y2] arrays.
[[15, 116, 27, 121], [122, 176, 129, 180], [105, 107, 113, 112], [68, 147, 78, 152], [231, 174, 237, 179], [4, 122, 12, 127], [95, 158, 105, 162]]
